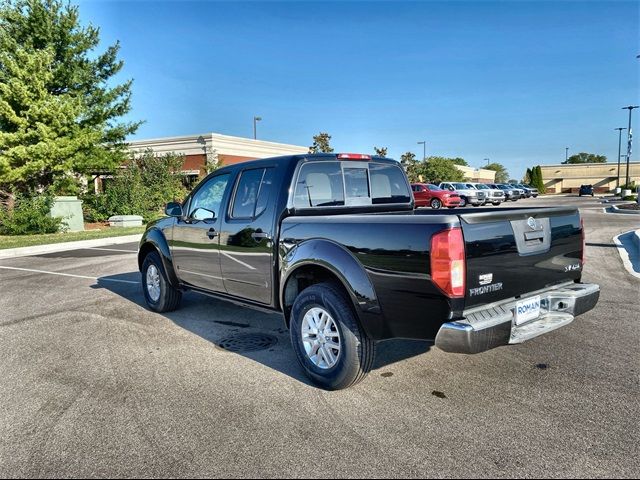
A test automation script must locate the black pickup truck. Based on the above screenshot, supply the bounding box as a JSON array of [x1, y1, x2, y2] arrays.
[[138, 153, 600, 390]]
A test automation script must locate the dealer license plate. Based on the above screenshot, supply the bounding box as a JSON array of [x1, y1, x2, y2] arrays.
[[514, 295, 541, 325]]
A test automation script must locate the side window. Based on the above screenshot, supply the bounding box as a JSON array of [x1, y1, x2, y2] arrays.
[[231, 168, 265, 219], [294, 162, 345, 208], [254, 168, 274, 218], [189, 173, 230, 220]]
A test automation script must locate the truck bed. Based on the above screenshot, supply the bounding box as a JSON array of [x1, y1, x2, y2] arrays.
[[281, 206, 583, 340]]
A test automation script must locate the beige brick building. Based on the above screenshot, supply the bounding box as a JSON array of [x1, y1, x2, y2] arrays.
[[454, 165, 496, 183], [540, 162, 640, 194]]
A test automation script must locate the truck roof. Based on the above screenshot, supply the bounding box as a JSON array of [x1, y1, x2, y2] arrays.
[[214, 153, 400, 173]]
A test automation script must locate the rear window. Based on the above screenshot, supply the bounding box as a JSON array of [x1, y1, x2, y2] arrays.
[[293, 161, 410, 209]]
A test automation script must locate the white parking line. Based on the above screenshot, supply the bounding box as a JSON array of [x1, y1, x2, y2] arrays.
[[0, 265, 140, 284], [87, 247, 138, 253]]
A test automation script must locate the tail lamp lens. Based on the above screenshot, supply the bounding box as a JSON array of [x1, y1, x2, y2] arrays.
[[430, 227, 466, 298]]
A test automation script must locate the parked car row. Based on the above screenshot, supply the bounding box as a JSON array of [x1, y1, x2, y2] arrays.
[[412, 182, 539, 209]]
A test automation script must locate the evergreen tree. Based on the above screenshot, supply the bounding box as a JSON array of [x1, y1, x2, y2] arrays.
[[0, 0, 140, 196], [309, 132, 333, 153]]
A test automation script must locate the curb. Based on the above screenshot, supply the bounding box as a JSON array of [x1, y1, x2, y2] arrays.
[[613, 230, 640, 279], [609, 205, 640, 215], [0, 234, 142, 260]]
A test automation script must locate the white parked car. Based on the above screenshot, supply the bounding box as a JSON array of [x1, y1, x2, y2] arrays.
[[439, 182, 487, 207]]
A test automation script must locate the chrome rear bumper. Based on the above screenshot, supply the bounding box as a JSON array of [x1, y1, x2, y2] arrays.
[[435, 283, 600, 354]]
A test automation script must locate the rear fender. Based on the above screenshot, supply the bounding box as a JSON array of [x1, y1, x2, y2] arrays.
[[280, 239, 382, 336]]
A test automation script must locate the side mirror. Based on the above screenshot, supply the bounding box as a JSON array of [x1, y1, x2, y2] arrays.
[[165, 202, 183, 217]]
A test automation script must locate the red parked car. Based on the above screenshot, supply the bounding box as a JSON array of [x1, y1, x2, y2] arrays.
[[411, 183, 461, 209]]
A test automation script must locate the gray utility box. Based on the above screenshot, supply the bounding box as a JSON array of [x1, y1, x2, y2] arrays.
[[50, 196, 84, 232], [108, 215, 143, 228]]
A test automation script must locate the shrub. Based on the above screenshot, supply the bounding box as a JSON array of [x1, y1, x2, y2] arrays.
[[83, 151, 188, 222], [0, 194, 64, 235]]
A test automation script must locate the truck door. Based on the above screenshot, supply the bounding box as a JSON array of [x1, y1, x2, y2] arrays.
[[171, 172, 231, 293], [218, 167, 275, 305]]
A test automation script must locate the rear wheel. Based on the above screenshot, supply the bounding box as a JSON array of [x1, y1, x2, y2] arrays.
[[290, 282, 375, 390], [141, 251, 182, 313], [430, 198, 442, 209]]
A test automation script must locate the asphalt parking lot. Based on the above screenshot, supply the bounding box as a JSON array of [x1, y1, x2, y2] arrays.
[[0, 196, 638, 478]]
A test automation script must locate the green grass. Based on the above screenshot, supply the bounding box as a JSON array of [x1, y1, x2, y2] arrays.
[[0, 226, 146, 250]]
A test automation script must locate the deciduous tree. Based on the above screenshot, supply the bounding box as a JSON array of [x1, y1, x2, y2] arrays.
[[374, 146, 388, 157], [563, 152, 607, 164], [485, 162, 509, 183]]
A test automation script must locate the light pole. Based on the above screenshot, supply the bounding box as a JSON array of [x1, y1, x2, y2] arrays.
[[484, 158, 490, 166], [253, 116, 262, 140], [615, 128, 626, 190], [565, 147, 569, 163], [622, 106, 639, 187], [417, 141, 426, 160]]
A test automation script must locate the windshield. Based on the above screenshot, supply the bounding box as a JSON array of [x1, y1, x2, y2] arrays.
[[427, 184, 442, 191], [453, 183, 468, 189], [475, 184, 489, 190]]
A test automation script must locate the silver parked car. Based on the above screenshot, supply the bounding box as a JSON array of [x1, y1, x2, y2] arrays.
[[470, 183, 505, 206], [489, 183, 522, 201]]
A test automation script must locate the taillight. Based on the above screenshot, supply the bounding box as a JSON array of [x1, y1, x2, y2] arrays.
[[581, 218, 586, 265], [337, 153, 371, 160], [430, 227, 466, 298]]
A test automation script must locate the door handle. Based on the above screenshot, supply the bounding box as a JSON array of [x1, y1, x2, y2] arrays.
[[251, 231, 269, 241], [207, 228, 218, 239]]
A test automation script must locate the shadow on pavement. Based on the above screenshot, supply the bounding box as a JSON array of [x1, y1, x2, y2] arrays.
[[94, 272, 433, 387]]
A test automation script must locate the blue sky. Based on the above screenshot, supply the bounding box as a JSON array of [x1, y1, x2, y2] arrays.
[[78, 0, 639, 179]]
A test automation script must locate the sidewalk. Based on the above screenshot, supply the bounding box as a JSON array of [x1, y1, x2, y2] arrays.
[[0, 234, 142, 260]]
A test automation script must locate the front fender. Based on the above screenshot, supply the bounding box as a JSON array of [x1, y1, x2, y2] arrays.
[[138, 227, 180, 288], [280, 239, 383, 336]]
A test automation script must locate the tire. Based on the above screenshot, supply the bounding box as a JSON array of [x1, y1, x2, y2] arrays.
[[492, 201, 501, 206], [430, 198, 442, 209], [141, 251, 182, 313], [458, 196, 467, 207], [472, 203, 481, 207], [447, 206, 456, 209], [290, 282, 375, 390]]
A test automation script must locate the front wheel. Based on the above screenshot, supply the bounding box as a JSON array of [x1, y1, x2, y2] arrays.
[[492, 201, 501, 206], [430, 198, 442, 209], [141, 251, 182, 313], [458, 196, 467, 207], [290, 282, 375, 390]]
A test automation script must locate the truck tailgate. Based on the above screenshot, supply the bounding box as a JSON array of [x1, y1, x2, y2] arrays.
[[459, 207, 583, 309]]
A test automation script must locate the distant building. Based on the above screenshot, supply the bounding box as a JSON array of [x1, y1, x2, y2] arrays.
[[454, 165, 497, 184], [127, 132, 308, 182], [540, 162, 640, 194]]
